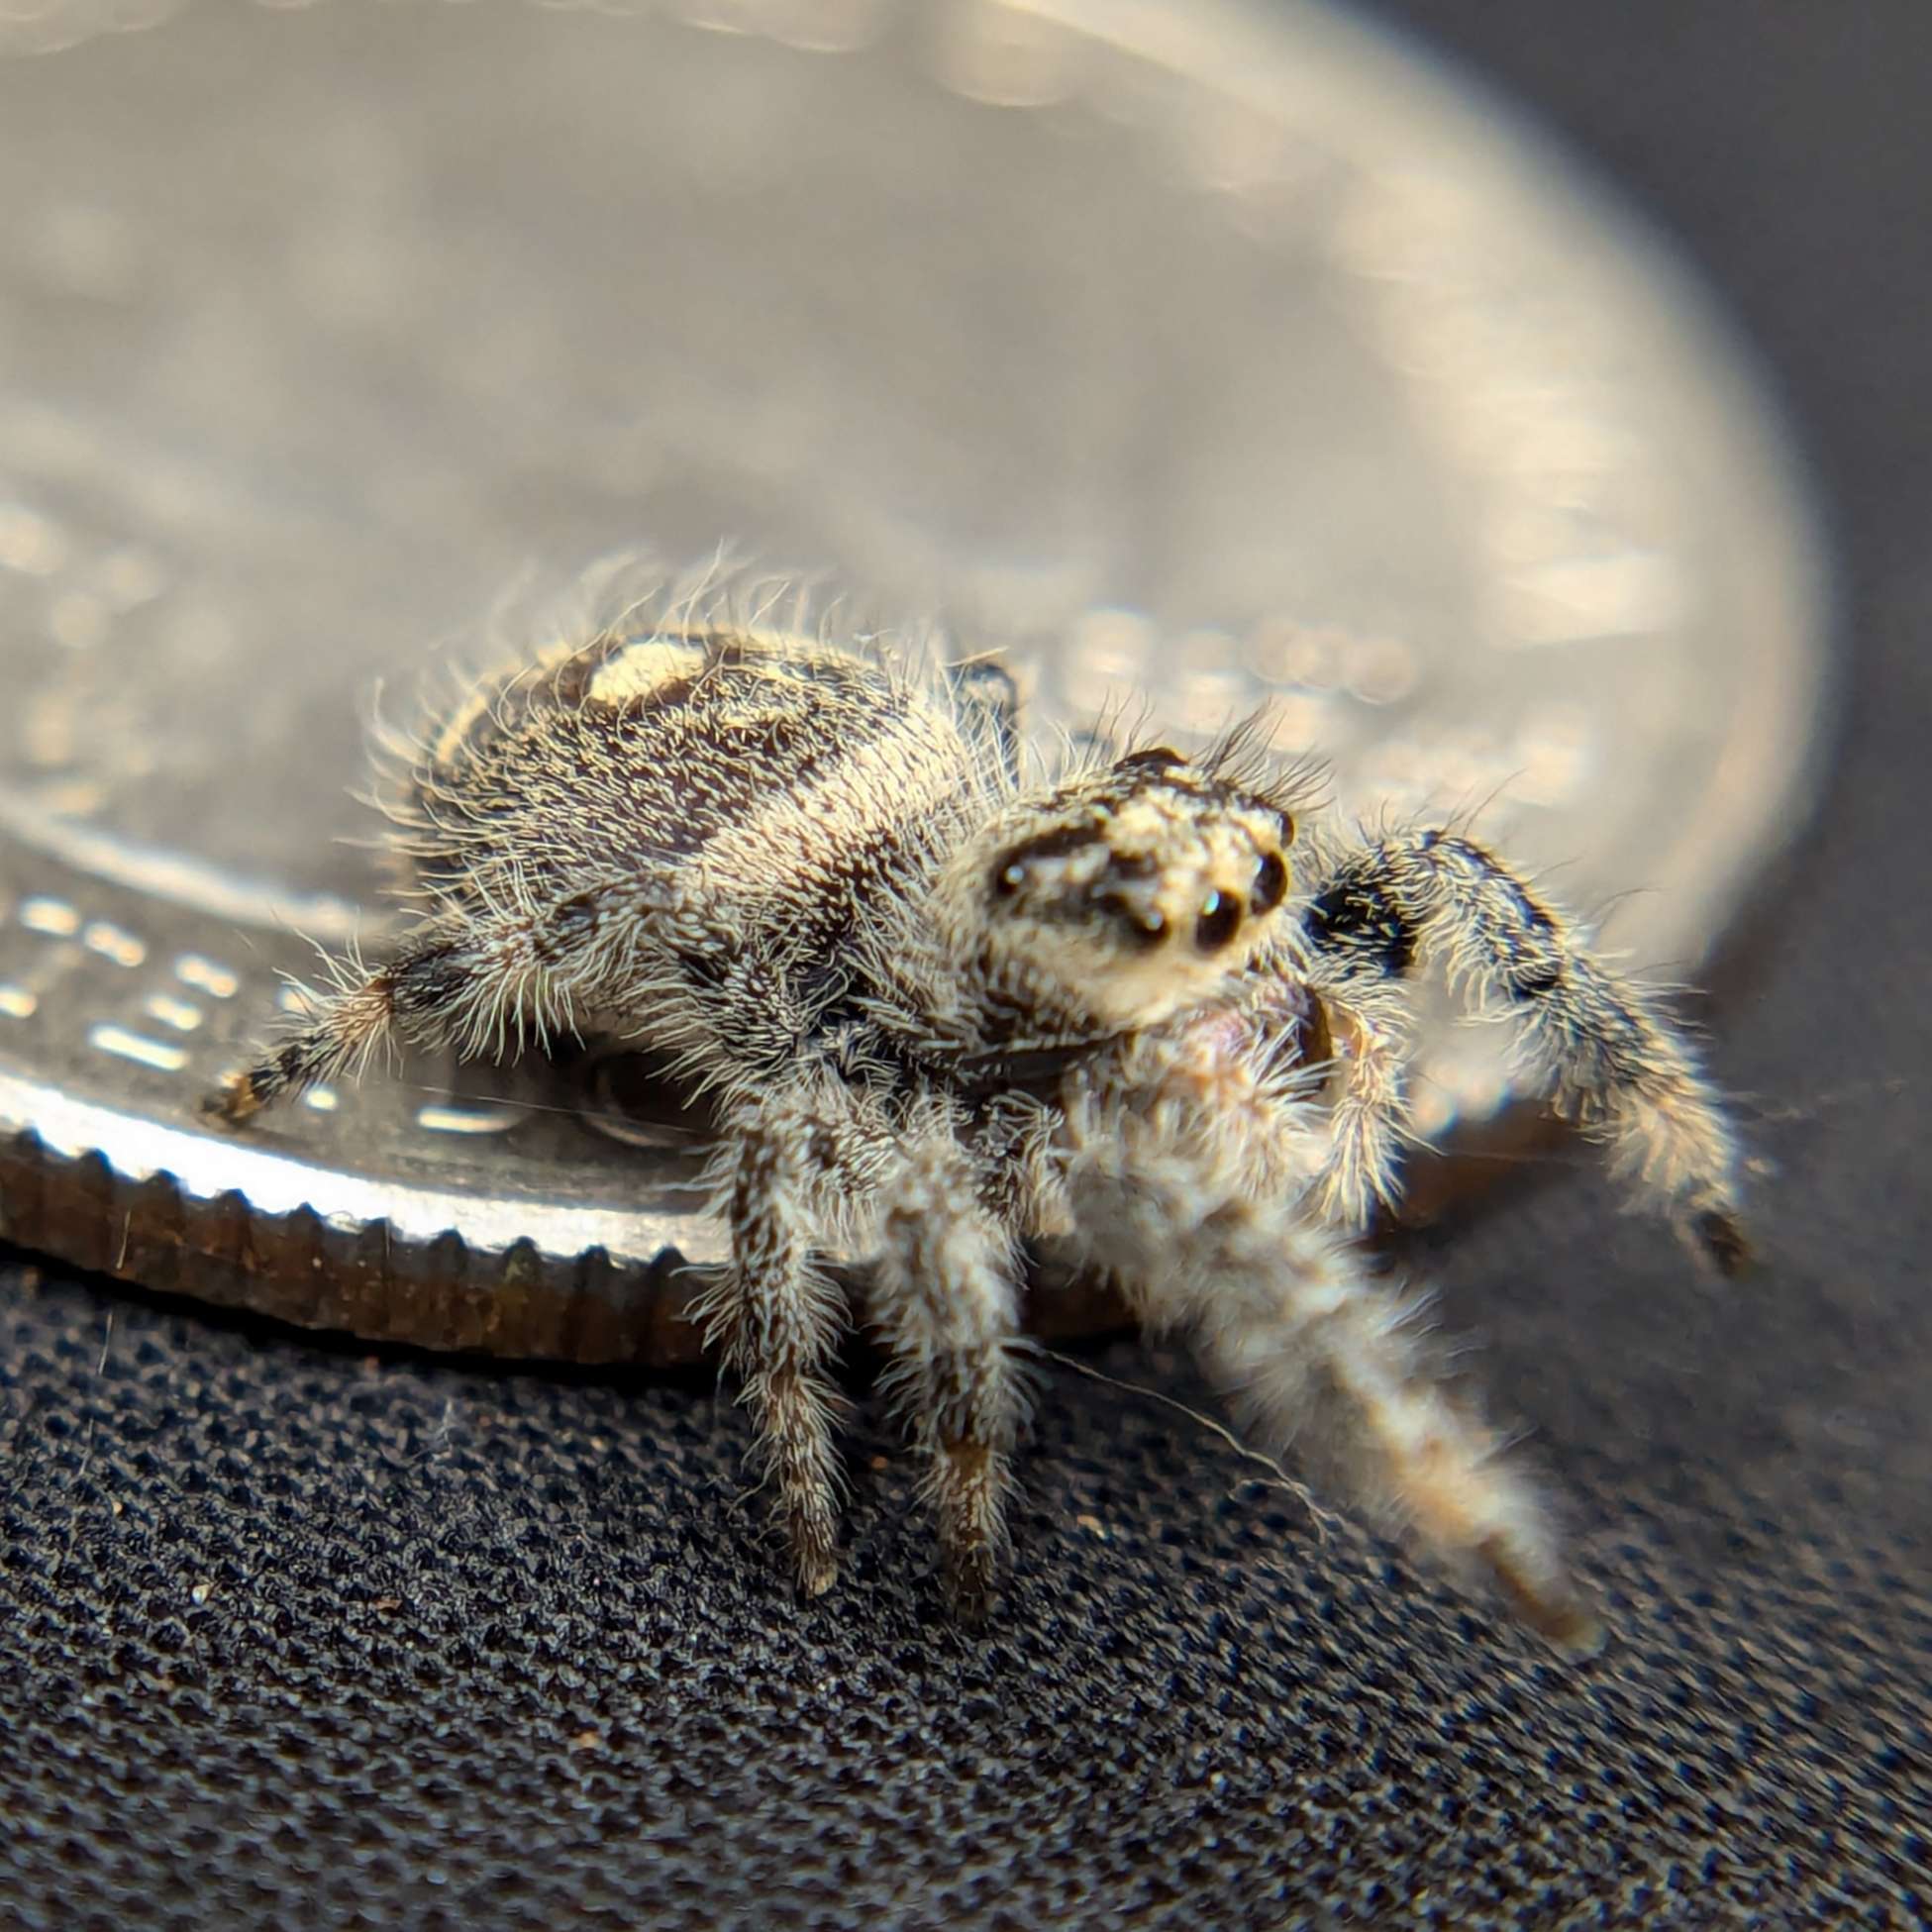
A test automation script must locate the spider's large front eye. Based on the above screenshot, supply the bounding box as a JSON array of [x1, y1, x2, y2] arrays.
[[1194, 891, 1243, 953], [1252, 850, 1288, 913]]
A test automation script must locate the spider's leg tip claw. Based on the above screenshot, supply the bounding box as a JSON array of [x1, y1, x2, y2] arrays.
[[1479, 1538, 1605, 1658], [1690, 1207, 1754, 1279], [1539, 1596, 1609, 1661], [201, 1070, 263, 1128], [942, 1556, 1001, 1627], [796, 1556, 840, 1599]]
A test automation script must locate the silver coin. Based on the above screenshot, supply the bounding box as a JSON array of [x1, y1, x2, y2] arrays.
[[0, 0, 1829, 1362]]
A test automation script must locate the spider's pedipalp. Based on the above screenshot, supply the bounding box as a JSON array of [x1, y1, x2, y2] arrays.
[[1294, 828, 1748, 1270], [1298, 985, 1413, 1232]]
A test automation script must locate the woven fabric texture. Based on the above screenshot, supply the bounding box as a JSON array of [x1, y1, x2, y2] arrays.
[[3, 4, 1928, 1927]]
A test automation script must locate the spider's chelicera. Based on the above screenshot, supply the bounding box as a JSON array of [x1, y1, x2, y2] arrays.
[[214, 579, 1749, 1653]]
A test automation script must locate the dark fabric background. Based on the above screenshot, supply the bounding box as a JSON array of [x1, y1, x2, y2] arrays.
[[4, 5, 1927, 1928]]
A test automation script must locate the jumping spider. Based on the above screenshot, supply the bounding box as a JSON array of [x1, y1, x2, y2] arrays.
[[213, 578, 1748, 1654]]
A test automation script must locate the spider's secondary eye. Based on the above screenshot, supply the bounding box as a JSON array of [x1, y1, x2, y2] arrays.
[[992, 863, 1025, 896], [1194, 891, 1243, 953], [1117, 745, 1184, 774], [1252, 851, 1288, 913]]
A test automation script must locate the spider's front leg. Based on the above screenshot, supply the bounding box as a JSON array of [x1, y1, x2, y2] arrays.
[[699, 1079, 894, 1598], [1059, 1022, 1602, 1655], [1293, 827, 1749, 1271], [866, 1103, 1033, 1618]]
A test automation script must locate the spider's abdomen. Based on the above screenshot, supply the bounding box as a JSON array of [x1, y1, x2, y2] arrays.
[[392, 628, 989, 940]]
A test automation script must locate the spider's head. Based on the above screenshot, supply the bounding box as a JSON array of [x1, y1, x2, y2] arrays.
[[966, 746, 1298, 1035]]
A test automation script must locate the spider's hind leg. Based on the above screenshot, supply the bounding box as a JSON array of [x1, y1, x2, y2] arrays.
[[1295, 828, 1749, 1272], [208, 879, 648, 1123], [209, 928, 472, 1122]]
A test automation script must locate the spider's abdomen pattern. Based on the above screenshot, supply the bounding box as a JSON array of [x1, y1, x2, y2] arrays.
[[398, 628, 988, 950]]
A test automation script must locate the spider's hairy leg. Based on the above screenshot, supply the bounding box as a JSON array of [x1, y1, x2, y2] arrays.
[[1298, 829, 1749, 1271], [697, 1081, 889, 1599], [869, 1117, 1029, 1619], [948, 657, 1023, 783], [208, 922, 489, 1122], [206, 879, 658, 1124], [1059, 1029, 1601, 1655]]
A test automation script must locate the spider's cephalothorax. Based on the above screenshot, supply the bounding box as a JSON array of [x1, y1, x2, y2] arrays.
[[215, 590, 1750, 1653]]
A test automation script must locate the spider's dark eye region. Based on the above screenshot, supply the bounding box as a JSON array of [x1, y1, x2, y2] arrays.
[[1194, 891, 1243, 953], [1252, 850, 1288, 913]]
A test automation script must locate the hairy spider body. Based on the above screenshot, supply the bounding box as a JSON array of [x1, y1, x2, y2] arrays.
[[215, 585, 1749, 1653]]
